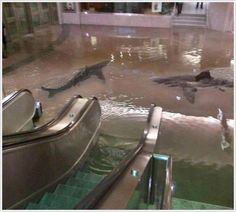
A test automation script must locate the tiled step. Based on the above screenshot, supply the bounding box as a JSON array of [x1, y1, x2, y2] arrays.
[[39, 193, 80, 209], [172, 14, 206, 28], [173, 19, 205, 24], [26, 193, 80, 209], [66, 178, 98, 190], [173, 23, 206, 28], [74, 171, 103, 182], [25, 171, 104, 210], [54, 184, 90, 198], [174, 16, 206, 21], [180, 13, 206, 17]]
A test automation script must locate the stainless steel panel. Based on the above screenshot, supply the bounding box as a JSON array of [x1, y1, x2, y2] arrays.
[[3, 94, 82, 144], [96, 106, 164, 209], [3, 90, 36, 135], [97, 152, 152, 209]]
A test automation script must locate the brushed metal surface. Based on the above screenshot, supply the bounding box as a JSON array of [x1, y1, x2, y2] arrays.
[[97, 152, 152, 209], [74, 105, 157, 209], [96, 106, 172, 209], [3, 97, 101, 209], [3, 90, 36, 135], [3, 94, 82, 143]]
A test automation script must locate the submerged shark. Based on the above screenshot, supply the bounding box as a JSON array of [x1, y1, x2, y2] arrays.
[[41, 60, 110, 97], [153, 70, 233, 103]]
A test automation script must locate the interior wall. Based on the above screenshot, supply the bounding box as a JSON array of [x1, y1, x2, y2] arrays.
[[207, 2, 234, 32], [58, 2, 171, 28]]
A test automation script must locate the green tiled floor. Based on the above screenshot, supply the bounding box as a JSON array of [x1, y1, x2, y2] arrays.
[[25, 171, 104, 209], [171, 198, 232, 210]]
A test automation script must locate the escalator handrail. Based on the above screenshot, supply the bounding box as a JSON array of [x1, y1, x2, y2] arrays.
[[3, 94, 82, 140], [3, 97, 95, 149], [2, 89, 32, 108], [75, 104, 156, 209]]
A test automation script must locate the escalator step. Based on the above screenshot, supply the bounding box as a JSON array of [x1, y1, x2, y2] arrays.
[[66, 178, 97, 190], [39, 193, 80, 209], [54, 184, 89, 199], [25, 203, 39, 209], [26, 202, 55, 210], [74, 174, 103, 182], [39, 193, 55, 206], [74, 172, 103, 182], [25, 172, 104, 209]]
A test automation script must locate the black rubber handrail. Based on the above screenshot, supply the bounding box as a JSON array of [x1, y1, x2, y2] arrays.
[[75, 104, 156, 209], [3, 97, 95, 149], [2, 89, 32, 108], [3, 94, 82, 140]]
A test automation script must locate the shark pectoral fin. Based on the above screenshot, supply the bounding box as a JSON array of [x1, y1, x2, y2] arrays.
[[95, 70, 106, 81], [41, 86, 49, 91], [182, 86, 196, 104]]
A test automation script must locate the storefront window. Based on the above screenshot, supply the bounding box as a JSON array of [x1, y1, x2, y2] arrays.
[[80, 2, 174, 15], [4, 3, 15, 17]]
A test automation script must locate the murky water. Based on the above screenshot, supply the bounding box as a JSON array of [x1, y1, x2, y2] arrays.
[[2, 24, 234, 208], [81, 133, 139, 175]]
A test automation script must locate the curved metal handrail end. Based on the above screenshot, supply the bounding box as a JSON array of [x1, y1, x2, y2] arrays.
[[3, 94, 83, 140], [3, 97, 93, 149], [2, 89, 32, 108]]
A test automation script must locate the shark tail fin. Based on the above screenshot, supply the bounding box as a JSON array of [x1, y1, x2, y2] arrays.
[[95, 69, 106, 81]]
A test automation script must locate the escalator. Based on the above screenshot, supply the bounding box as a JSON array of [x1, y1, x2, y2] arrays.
[[21, 105, 172, 210], [26, 171, 104, 209], [3, 95, 101, 209], [3, 95, 172, 209]]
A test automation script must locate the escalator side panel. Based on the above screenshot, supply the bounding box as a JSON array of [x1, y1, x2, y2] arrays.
[[3, 100, 101, 209], [3, 90, 36, 135]]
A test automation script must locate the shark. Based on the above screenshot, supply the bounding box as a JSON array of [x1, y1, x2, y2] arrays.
[[41, 60, 110, 97], [152, 70, 233, 104]]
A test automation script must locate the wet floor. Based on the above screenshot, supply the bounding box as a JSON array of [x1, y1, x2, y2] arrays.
[[2, 24, 234, 208]]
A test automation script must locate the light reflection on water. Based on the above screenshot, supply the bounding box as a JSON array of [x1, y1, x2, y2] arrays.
[[118, 40, 168, 62], [82, 133, 138, 175], [100, 100, 149, 120]]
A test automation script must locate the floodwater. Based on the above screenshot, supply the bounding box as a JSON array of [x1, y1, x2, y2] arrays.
[[2, 24, 234, 208]]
